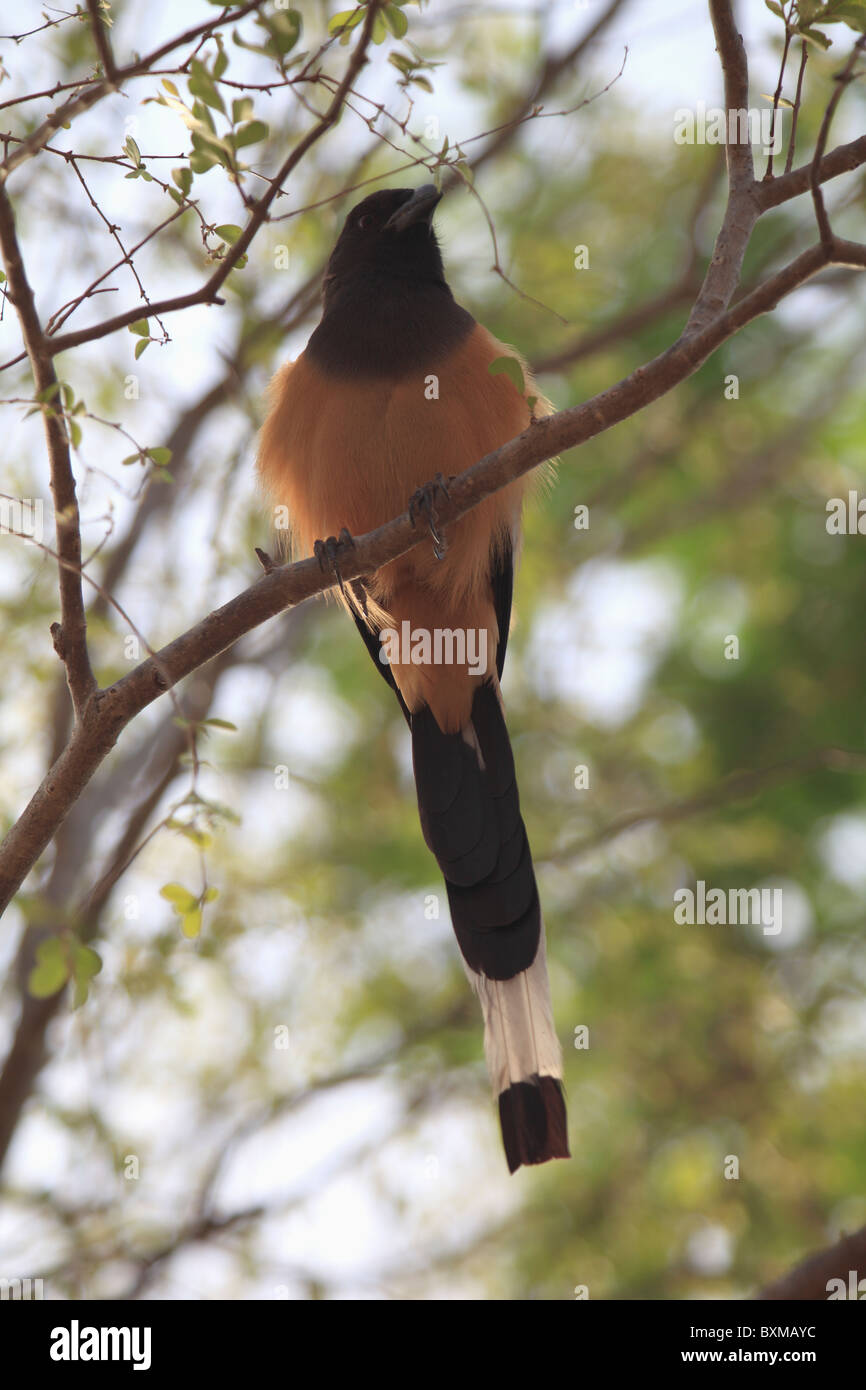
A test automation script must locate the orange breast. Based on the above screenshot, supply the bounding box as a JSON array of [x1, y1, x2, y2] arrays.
[[257, 322, 544, 729]]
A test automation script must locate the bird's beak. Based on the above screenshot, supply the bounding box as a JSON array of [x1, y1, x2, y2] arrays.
[[384, 184, 442, 234]]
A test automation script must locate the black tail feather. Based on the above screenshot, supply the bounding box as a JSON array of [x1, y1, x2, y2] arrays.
[[499, 1076, 570, 1173], [411, 680, 540, 980]]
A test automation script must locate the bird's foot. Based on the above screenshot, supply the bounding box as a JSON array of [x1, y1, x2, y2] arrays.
[[408, 473, 452, 560], [314, 527, 355, 597]]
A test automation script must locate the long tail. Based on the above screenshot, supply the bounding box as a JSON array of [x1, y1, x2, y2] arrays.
[[411, 679, 569, 1172]]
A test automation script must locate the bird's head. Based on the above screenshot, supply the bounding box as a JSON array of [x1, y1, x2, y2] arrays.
[[322, 185, 445, 307]]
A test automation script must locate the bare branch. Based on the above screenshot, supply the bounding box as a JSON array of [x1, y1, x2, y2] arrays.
[[810, 35, 866, 250], [684, 0, 759, 334], [0, 185, 95, 716], [36, 1, 385, 356], [784, 39, 808, 175], [763, 0, 793, 181], [550, 748, 866, 863], [85, 0, 116, 84], [755, 133, 866, 211], [0, 1, 268, 179], [446, 0, 631, 184]]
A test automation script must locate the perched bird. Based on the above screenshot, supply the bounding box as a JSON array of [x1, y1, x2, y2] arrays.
[[258, 185, 568, 1172]]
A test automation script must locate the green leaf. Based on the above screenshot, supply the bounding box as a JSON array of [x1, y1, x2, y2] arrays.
[[129, 318, 149, 336], [73, 944, 102, 978], [191, 129, 233, 169], [172, 166, 193, 195], [233, 120, 269, 148], [28, 937, 69, 998], [764, 0, 785, 16], [189, 149, 217, 174], [167, 821, 213, 849], [232, 97, 254, 124], [189, 58, 226, 114], [147, 446, 172, 466], [818, 0, 866, 26], [201, 717, 238, 730], [372, 11, 388, 43], [453, 159, 474, 186], [213, 46, 228, 80], [160, 882, 199, 913], [215, 223, 243, 245], [328, 8, 364, 34], [798, 23, 833, 44], [190, 98, 217, 135], [134, 338, 150, 360], [124, 134, 142, 166], [181, 908, 203, 939], [68, 418, 82, 449], [196, 796, 241, 825], [231, 30, 272, 57], [384, 4, 409, 37], [162, 78, 179, 95], [263, 9, 302, 54], [122, 452, 144, 466], [202, 887, 220, 904], [71, 943, 102, 1008], [488, 356, 526, 394]]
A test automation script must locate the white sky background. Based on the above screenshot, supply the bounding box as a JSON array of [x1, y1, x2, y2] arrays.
[[1, 0, 865, 1298]]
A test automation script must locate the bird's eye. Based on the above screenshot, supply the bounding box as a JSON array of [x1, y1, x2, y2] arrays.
[[357, 214, 375, 231]]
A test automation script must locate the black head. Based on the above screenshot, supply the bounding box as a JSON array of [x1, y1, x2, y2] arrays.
[[322, 185, 445, 308], [308, 183, 474, 378]]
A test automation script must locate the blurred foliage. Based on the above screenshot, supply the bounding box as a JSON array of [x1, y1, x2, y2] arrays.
[[0, 0, 865, 1300]]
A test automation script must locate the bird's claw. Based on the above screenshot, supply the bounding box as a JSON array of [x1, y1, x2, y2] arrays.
[[314, 527, 355, 596], [408, 474, 452, 560]]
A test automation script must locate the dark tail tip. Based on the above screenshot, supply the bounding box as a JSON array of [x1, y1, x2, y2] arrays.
[[498, 1075, 570, 1174]]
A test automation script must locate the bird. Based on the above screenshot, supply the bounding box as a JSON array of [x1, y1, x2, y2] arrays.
[[257, 184, 569, 1173]]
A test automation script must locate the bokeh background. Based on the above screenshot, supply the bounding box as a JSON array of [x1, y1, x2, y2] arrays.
[[1, 0, 865, 1299]]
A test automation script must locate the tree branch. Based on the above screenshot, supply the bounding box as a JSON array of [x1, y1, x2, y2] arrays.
[[684, 0, 759, 334], [40, 1, 385, 357], [0, 1, 268, 180], [755, 133, 866, 211], [809, 35, 866, 251], [85, 0, 117, 84], [0, 185, 95, 717], [447, 0, 631, 185], [550, 748, 866, 863], [0, 228, 860, 919]]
